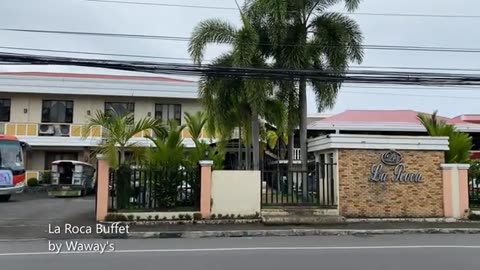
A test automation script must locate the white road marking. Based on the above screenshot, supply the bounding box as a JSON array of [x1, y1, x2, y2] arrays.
[[1, 245, 480, 257], [0, 238, 46, 242]]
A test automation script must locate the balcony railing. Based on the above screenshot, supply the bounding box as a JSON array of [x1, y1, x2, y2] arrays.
[[0, 122, 212, 140], [294, 148, 301, 160]]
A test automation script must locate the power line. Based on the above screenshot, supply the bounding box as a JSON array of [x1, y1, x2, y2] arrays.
[[86, 0, 238, 10], [0, 45, 201, 62], [86, 0, 480, 19], [4, 28, 480, 54], [4, 45, 480, 72], [343, 85, 480, 91], [341, 90, 480, 100], [4, 45, 480, 73], [6, 52, 480, 87]]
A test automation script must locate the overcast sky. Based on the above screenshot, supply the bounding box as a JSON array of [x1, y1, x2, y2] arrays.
[[0, 0, 480, 117]]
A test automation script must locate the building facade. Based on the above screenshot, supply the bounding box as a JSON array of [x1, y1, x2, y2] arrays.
[[0, 71, 206, 180]]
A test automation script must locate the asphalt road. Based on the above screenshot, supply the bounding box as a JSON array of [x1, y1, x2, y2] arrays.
[[1, 234, 479, 270], [0, 193, 96, 240]]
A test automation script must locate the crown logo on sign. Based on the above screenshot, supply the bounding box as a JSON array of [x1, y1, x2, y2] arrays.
[[380, 150, 403, 166]]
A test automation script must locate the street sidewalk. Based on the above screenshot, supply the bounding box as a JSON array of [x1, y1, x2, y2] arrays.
[[112, 221, 480, 239]]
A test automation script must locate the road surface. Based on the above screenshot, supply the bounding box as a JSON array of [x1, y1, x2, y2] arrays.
[[1, 234, 479, 269], [0, 193, 96, 240]]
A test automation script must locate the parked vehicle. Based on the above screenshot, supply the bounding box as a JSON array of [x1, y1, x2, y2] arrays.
[[0, 135, 27, 202], [48, 160, 96, 197]]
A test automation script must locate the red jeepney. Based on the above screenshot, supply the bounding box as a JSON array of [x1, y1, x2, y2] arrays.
[[0, 135, 27, 202]]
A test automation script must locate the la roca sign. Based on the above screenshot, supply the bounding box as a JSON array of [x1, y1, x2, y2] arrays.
[[369, 151, 423, 183]]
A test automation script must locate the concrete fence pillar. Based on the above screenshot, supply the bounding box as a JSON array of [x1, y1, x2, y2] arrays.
[[199, 160, 214, 219], [96, 154, 110, 222], [441, 164, 470, 219]]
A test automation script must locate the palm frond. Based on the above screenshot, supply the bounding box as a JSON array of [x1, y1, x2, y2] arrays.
[[185, 111, 208, 142], [310, 80, 340, 112], [315, 0, 361, 13], [188, 19, 238, 64], [310, 12, 364, 67]]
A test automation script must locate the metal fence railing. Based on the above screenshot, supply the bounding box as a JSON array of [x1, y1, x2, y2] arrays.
[[470, 179, 480, 209], [261, 163, 337, 208], [108, 166, 200, 212]]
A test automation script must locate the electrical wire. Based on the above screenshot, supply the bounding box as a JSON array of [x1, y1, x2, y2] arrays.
[[5, 52, 480, 87], [4, 45, 480, 73], [4, 28, 480, 54], [0, 45, 200, 62], [85, 0, 480, 19]]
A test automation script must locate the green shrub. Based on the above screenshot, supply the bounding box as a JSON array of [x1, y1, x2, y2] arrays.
[[193, 213, 202, 220], [127, 215, 134, 221], [40, 171, 52, 185], [27, 178, 39, 187], [105, 214, 128, 222], [469, 213, 480, 220]]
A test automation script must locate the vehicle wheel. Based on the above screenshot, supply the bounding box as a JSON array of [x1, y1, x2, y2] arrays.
[[0, 195, 11, 202]]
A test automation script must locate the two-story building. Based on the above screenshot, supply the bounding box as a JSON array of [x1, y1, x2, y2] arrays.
[[0, 69, 208, 180]]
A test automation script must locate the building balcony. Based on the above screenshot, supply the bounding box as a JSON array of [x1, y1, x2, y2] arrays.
[[0, 122, 215, 148]]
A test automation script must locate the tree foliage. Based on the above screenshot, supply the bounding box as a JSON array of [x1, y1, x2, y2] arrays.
[[83, 109, 162, 168], [246, 0, 364, 169], [189, 2, 273, 170], [417, 111, 473, 163]]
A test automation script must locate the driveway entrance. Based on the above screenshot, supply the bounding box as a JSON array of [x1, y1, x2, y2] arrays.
[[0, 193, 96, 240]]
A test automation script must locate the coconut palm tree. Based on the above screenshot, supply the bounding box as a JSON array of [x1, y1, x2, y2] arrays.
[[188, 3, 272, 170], [246, 0, 364, 173], [83, 109, 162, 168], [418, 111, 473, 163]]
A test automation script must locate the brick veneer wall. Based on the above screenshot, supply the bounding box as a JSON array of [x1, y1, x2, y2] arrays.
[[338, 149, 445, 218]]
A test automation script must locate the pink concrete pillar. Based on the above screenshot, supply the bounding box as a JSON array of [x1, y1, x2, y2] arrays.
[[96, 154, 110, 222], [199, 160, 214, 219], [441, 164, 470, 219]]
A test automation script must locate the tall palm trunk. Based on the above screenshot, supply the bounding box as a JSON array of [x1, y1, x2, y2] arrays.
[[245, 142, 251, 170], [237, 127, 242, 170], [120, 146, 126, 166], [299, 78, 308, 198], [287, 132, 294, 195], [251, 108, 260, 170]]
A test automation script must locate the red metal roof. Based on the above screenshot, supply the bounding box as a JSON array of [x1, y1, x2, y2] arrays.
[[0, 72, 194, 83], [317, 110, 473, 125]]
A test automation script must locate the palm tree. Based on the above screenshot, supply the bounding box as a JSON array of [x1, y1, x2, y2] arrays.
[[247, 0, 364, 173], [198, 54, 253, 169], [188, 3, 272, 170], [83, 109, 162, 168], [418, 111, 473, 163], [184, 111, 226, 169], [264, 97, 288, 158]]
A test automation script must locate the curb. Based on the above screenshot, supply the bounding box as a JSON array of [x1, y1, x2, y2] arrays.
[[118, 228, 480, 239]]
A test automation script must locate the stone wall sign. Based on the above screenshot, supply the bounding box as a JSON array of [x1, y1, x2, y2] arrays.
[[369, 150, 423, 183]]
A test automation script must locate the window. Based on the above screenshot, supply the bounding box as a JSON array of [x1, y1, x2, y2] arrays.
[[42, 100, 73, 123], [105, 102, 134, 118], [155, 104, 182, 125], [0, 99, 11, 122]]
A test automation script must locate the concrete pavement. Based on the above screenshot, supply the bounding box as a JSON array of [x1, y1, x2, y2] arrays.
[[0, 193, 96, 240], [0, 234, 479, 269]]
